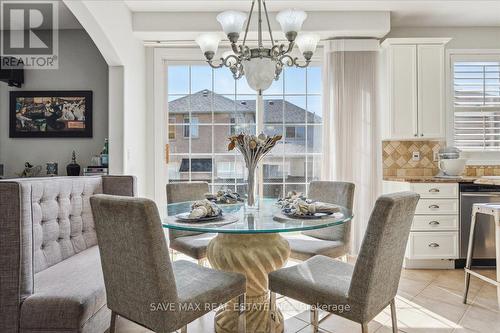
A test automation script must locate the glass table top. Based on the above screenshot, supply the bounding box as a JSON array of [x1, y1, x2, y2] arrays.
[[163, 199, 353, 234]]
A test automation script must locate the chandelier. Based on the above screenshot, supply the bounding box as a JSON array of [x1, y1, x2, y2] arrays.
[[195, 0, 319, 92]]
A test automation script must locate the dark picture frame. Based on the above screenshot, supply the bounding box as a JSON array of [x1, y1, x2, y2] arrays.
[[9, 90, 93, 138]]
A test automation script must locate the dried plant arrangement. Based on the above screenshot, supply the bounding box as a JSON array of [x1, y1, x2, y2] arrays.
[[228, 133, 282, 208]]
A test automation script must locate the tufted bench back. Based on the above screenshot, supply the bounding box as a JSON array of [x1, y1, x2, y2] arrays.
[[0, 175, 136, 333], [30, 177, 102, 272]]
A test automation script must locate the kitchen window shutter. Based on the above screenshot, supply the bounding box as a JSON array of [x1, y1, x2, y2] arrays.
[[452, 57, 500, 151]]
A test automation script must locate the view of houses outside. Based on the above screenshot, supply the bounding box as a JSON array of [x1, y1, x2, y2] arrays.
[[167, 64, 322, 198]]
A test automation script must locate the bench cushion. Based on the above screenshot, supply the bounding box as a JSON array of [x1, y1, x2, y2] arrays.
[[20, 246, 107, 331]]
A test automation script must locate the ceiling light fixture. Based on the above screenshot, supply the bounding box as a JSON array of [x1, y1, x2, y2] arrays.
[[195, 0, 319, 93]]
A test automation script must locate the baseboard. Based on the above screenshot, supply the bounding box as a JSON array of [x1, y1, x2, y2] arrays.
[[403, 258, 456, 269]]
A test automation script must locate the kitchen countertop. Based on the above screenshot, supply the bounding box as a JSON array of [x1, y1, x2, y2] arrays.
[[383, 176, 478, 183]]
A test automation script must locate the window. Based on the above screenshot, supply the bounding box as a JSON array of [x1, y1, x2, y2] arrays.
[[168, 117, 176, 140], [179, 158, 212, 172], [452, 56, 500, 151], [167, 63, 322, 196], [184, 116, 199, 138]]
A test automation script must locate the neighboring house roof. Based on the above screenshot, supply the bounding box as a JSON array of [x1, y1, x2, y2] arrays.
[[168, 89, 322, 124]]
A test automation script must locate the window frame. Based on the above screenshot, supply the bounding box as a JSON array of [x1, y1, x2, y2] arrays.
[[447, 50, 500, 152]]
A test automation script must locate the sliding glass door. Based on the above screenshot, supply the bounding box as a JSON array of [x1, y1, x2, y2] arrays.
[[166, 61, 322, 198]]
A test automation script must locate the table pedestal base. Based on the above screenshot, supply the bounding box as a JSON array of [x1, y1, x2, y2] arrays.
[[207, 233, 291, 333]]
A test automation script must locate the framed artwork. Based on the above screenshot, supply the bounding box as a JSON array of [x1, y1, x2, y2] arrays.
[[10, 91, 93, 138]]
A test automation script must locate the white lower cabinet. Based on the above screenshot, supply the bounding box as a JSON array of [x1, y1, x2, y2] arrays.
[[384, 181, 460, 267], [407, 232, 459, 260], [407, 183, 459, 263]]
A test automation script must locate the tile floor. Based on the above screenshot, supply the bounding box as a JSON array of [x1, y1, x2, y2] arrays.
[[115, 256, 499, 333]]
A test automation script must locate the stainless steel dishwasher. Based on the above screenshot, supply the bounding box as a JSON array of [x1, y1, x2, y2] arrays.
[[460, 183, 500, 263]]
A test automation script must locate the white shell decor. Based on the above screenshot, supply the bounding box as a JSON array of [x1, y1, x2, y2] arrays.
[[188, 199, 222, 219], [276, 191, 308, 209], [286, 199, 340, 216], [205, 189, 243, 204]]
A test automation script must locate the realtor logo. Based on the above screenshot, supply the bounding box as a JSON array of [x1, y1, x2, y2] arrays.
[[1, 1, 59, 69]]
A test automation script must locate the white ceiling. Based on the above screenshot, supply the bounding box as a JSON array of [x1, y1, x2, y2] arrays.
[[125, 0, 500, 27]]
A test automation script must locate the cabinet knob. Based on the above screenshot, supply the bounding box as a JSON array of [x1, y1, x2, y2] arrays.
[[429, 188, 440, 193], [420, 134, 424, 137], [429, 204, 440, 209], [414, 134, 418, 137], [429, 221, 440, 226], [428, 243, 440, 248]]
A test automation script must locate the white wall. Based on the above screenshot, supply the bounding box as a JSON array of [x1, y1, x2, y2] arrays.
[[386, 27, 500, 50], [0, 29, 108, 177], [64, 0, 149, 196]]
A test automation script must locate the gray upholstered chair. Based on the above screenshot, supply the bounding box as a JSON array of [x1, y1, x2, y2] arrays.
[[269, 192, 420, 333], [90, 194, 246, 333], [286, 181, 355, 261], [167, 182, 215, 264]]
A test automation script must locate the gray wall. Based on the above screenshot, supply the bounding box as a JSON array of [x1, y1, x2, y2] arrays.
[[0, 29, 108, 177]]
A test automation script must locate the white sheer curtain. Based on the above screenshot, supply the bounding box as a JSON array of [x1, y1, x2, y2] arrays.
[[322, 39, 380, 254]]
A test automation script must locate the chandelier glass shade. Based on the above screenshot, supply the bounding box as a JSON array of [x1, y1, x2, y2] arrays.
[[195, 0, 319, 92]]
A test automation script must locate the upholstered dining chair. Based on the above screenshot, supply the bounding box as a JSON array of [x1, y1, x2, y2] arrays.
[[286, 181, 355, 261], [90, 195, 246, 333], [269, 192, 420, 333], [167, 182, 215, 264]]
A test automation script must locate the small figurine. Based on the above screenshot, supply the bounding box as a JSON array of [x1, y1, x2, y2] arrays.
[[17, 162, 42, 178]]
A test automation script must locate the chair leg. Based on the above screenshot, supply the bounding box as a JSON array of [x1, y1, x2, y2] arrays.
[[361, 323, 369, 333], [237, 293, 246, 333], [109, 311, 117, 333], [464, 211, 477, 304], [269, 292, 277, 333], [310, 305, 319, 333], [390, 298, 398, 333], [180, 325, 187, 333], [341, 254, 348, 262]]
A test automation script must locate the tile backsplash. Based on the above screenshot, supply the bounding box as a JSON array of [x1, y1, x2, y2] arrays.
[[383, 140, 500, 177], [465, 165, 500, 177], [383, 140, 444, 177]]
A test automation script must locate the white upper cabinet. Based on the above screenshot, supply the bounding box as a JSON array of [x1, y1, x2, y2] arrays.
[[381, 38, 450, 140], [417, 44, 445, 138], [389, 44, 418, 138]]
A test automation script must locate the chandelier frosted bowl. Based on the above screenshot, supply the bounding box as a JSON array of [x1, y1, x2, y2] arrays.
[[196, 0, 319, 93], [243, 57, 276, 91]]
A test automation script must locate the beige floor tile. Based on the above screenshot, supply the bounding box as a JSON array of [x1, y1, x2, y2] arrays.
[[284, 316, 310, 333], [387, 306, 459, 333], [114, 316, 153, 332], [471, 284, 500, 313], [296, 325, 333, 333], [317, 311, 383, 333], [459, 305, 500, 333], [401, 269, 441, 283], [432, 270, 483, 296], [412, 285, 470, 323], [397, 276, 432, 300]]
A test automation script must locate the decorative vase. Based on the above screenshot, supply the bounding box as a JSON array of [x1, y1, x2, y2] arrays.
[[246, 164, 258, 210], [66, 151, 81, 176]]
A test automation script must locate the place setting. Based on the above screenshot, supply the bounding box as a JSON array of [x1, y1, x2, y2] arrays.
[[274, 191, 345, 222]]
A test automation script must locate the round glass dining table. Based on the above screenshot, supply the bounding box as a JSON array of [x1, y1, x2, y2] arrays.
[[163, 199, 353, 333]]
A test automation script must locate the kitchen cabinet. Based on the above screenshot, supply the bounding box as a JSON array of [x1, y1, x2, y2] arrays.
[[381, 38, 450, 140], [383, 181, 459, 268]]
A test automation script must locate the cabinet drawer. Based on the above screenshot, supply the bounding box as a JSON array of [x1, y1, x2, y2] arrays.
[[407, 232, 458, 259], [410, 183, 458, 198], [416, 199, 458, 214], [411, 215, 458, 231]]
